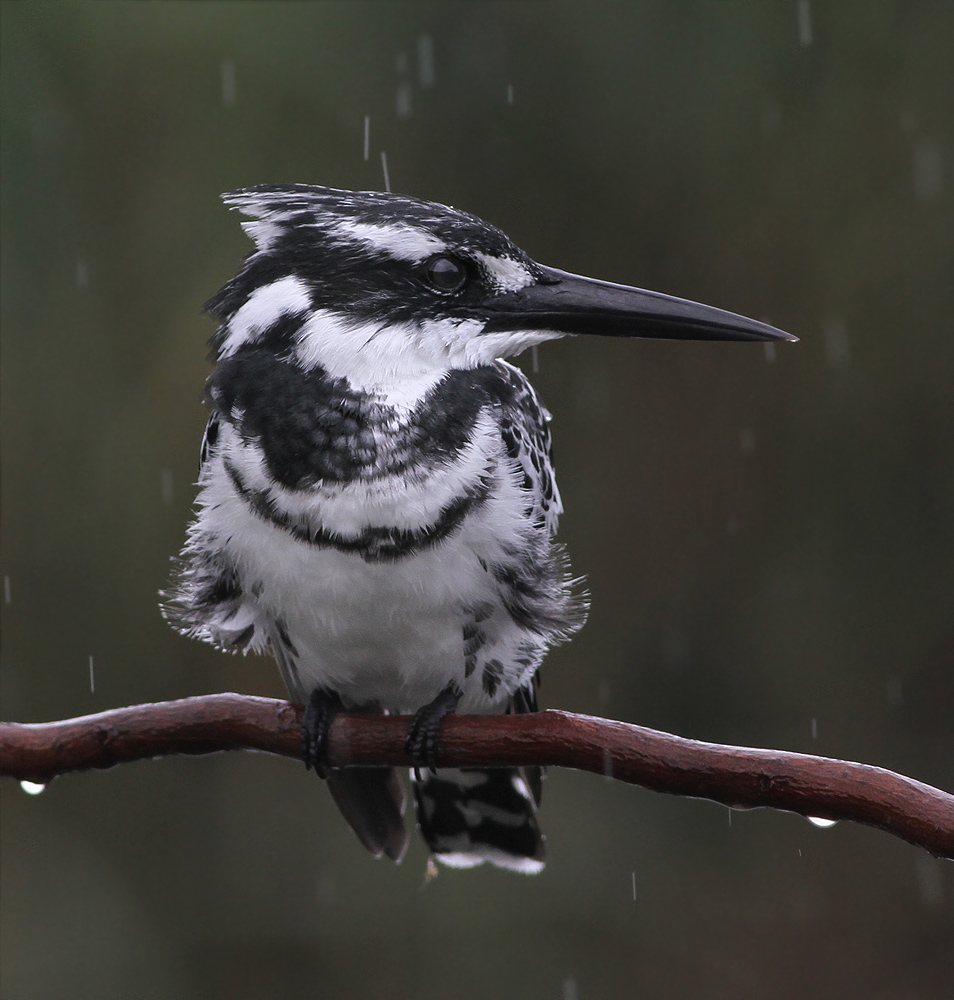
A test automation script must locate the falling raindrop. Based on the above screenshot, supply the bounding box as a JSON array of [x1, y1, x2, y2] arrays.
[[89, 655, 95, 693], [396, 82, 413, 119], [221, 59, 236, 108], [418, 35, 435, 87], [913, 137, 943, 203], [316, 870, 337, 904], [381, 151, 391, 193], [661, 628, 690, 667], [161, 468, 174, 505], [807, 816, 837, 828], [811, 717, 817, 739], [760, 97, 781, 140], [507, 84, 514, 105], [797, 0, 813, 47], [631, 871, 637, 901], [886, 676, 903, 706], [764, 342, 777, 364], [363, 116, 370, 162], [822, 317, 851, 370], [573, 366, 611, 421], [21, 781, 46, 796], [3, 575, 10, 604], [602, 748, 614, 781], [562, 978, 578, 1000], [531, 344, 540, 373]]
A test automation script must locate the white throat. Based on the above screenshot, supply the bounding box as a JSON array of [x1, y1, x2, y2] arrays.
[[293, 309, 563, 396]]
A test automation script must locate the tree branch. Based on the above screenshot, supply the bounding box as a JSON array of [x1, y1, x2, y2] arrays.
[[2, 694, 951, 859]]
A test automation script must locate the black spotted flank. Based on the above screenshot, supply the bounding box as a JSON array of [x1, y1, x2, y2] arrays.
[[488, 542, 587, 641], [273, 616, 299, 658], [232, 623, 256, 650], [463, 602, 494, 678], [482, 658, 504, 698], [495, 365, 558, 529], [160, 546, 261, 655], [462, 623, 483, 679]]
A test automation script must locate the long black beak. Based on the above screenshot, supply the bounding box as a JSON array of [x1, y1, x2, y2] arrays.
[[482, 264, 796, 343]]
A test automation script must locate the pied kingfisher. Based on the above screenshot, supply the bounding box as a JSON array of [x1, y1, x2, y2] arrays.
[[164, 184, 794, 873]]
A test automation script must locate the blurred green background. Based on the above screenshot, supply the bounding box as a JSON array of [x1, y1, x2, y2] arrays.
[[2, 2, 952, 998]]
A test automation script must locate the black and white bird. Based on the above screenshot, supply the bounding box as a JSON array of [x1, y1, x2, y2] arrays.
[[164, 184, 794, 873]]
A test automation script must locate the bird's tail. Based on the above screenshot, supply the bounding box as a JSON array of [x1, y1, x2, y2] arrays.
[[326, 766, 410, 863], [318, 678, 545, 872], [412, 764, 545, 873]]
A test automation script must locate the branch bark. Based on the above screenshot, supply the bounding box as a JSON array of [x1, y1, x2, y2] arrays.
[[2, 694, 951, 859]]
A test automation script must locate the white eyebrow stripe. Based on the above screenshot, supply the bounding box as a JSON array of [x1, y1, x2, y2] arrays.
[[475, 252, 535, 292], [330, 220, 447, 262], [218, 275, 312, 358]]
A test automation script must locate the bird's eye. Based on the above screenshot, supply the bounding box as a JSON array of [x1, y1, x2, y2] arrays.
[[424, 255, 467, 293]]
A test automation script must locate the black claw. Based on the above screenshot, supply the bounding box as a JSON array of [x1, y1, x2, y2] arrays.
[[302, 688, 343, 778], [405, 684, 462, 772]]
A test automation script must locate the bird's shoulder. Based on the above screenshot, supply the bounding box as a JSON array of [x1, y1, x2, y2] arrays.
[[451, 360, 562, 533]]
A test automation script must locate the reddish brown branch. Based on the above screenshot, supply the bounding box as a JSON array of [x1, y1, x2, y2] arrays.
[[2, 694, 951, 858]]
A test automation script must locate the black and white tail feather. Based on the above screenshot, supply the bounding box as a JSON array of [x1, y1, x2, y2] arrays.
[[164, 184, 793, 872]]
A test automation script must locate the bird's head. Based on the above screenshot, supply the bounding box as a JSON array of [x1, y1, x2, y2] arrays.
[[207, 184, 794, 390]]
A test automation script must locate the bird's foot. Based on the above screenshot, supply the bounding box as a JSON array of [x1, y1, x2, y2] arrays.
[[302, 688, 344, 778], [405, 684, 462, 773]]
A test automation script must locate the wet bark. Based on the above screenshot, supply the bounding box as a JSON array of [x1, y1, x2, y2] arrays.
[[2, 694, 951, 858]]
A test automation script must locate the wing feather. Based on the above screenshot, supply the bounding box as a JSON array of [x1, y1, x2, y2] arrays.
[[493, 361, 562, 536]]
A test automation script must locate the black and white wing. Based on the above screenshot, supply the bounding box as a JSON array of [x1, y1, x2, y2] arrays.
[[480, 361, 586, 644], [494, 360, 563, 536], [161, 413, 274, 659]]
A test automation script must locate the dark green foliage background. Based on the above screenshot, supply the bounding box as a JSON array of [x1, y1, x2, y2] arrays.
[[2, 2, 952, 997]]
